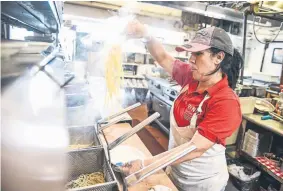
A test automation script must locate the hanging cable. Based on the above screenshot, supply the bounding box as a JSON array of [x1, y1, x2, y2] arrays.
[[253, 16, 283, 44], [253, 16, 267, 44]]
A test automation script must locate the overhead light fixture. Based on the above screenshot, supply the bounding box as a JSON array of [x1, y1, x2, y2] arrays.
[[205, 12, 227, 19]]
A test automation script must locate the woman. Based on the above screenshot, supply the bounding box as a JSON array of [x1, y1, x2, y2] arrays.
[[119, 20, 243, 191]]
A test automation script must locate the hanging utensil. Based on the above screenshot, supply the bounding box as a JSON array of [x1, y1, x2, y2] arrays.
[[99, 115, 127, 132], [98, 102, 141, 124], [108, 112, 160, 150]]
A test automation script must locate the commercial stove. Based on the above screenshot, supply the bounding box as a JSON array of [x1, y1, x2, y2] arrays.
[[146, 76, 181, 135]]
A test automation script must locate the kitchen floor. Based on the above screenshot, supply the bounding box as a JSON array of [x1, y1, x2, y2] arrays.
[[128, 104, 239, 191]]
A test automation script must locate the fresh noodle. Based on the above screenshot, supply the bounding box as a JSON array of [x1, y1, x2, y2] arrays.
[[68, 144, 93, 150], [66, 172, 105, 189], [104, 45, 124, 104]]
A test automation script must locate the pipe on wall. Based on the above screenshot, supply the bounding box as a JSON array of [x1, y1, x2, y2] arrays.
[[240, 11, 249, 84]]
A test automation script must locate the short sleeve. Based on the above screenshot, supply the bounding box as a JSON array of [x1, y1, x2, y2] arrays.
[[172, 60, 193, 87], [197, 99, 242, 145]]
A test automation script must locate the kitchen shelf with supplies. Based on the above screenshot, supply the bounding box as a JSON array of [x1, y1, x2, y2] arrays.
[[122, 75, 145, 79], [240, 151, 283, 184], [125, 51, 188, 59], [122, 63, 140, 66], [237, 113, 283, 191], [174, 55, 189, 59], [242, 114, 283, 137], [124, 50, 188, 60]]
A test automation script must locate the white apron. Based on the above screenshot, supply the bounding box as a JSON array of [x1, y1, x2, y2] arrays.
[[167, 85, 229, 191]]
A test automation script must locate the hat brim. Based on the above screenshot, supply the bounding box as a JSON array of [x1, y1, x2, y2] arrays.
[[175, 43, 211, 52]]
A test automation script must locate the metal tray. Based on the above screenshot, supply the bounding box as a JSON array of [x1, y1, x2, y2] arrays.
[[68, 126, 102, 150], [67, 148, 118, 191]]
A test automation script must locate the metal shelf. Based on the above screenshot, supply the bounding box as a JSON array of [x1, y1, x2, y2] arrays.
[[174, 55, 188, 59], [243, 114, 283, 137], [122, 75, 145, 79], [122, 63, 140, 66], [240, 151, 283, 184], [123, 86, 148, 90], [1, 1, 62, 34], [124, 51, 188, 59]]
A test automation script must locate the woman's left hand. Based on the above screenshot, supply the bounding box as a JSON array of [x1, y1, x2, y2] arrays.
[[115, 159, 144, 176]]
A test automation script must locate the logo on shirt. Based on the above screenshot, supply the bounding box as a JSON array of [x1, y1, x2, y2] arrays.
[[184, 104, 196, 121]]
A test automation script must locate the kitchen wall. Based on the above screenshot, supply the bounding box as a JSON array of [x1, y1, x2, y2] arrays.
[[64, 2, 283, 79], [262, 42, 283, 77], [245, 39, 266, 76], [241, 23, 283, 77], [245, 40, 283, 77]]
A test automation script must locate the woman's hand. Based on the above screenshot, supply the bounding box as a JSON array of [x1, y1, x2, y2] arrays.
[[125, 20, 148, 39], [125, 20, 175, 76], [116, 159, 144, 176]]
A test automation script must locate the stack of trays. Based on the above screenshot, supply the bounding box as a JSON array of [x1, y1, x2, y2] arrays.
[[242, 130, 260, 157]]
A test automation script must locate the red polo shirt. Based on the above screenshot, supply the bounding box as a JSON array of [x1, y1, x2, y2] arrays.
[[172, 60, 242, 145]]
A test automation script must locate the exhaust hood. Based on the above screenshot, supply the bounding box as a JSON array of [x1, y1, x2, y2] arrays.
[[148, 1, 244, 23]]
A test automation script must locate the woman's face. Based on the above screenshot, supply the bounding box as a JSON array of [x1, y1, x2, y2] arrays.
[[189, 49, 223, 81]]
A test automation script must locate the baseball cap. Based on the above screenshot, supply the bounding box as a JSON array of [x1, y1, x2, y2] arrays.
[[176, 27, 234, 56]]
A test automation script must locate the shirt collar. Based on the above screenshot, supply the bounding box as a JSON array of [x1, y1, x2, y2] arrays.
[[206, 74, 229, 96], [188, 81, 198, 94], [185, 74, 229, 96]]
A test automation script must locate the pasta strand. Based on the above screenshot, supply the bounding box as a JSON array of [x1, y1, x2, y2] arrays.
[[104, 45, 124, 105]]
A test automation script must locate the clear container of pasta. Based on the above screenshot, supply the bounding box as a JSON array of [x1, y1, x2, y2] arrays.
[[68, 125, 102, 150], [66, 147, 118, 191]]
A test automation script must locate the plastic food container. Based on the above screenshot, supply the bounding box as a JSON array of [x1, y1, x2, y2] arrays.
[[239, 97, 256, 114]]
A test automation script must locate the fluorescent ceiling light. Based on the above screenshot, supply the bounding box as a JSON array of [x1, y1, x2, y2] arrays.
[[205, 12, 226, 19]]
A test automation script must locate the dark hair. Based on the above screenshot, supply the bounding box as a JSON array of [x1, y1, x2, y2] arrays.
[[209, 48, 243, 90]]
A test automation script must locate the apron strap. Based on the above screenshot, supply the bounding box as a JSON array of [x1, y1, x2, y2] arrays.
[[179, 84, 189, 95], [190, 94, 210, 129]]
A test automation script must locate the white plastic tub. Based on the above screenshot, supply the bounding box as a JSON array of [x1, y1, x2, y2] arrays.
[[239, 97, 256, 114]]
